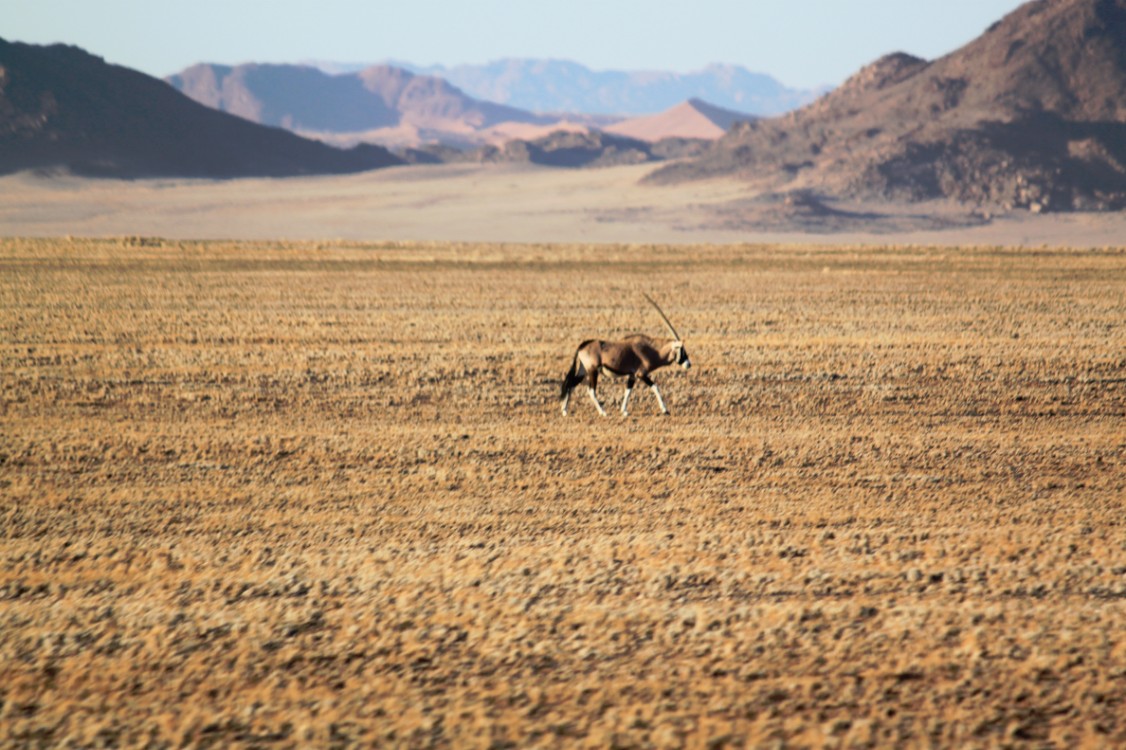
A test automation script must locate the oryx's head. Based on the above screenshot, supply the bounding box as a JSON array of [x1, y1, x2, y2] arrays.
[[670, 340, 691, 369], [644, 293, 691, 370]]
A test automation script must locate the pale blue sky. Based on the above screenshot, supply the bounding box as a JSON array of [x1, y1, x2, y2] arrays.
[[6, 0, 1028, 88]]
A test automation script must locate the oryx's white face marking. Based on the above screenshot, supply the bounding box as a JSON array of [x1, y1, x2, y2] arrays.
[[672, 341, 691, 370]]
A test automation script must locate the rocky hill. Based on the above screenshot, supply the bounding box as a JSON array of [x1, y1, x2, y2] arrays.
[[650, 0, 1126, 212], [472, 130, 657, 168], [0, 39, 402, 178]]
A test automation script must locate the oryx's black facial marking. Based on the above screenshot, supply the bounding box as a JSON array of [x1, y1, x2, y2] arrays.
[[675, 343, 692, 369]]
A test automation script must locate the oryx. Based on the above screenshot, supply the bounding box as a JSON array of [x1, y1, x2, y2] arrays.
[[560, 294, 691, 417]]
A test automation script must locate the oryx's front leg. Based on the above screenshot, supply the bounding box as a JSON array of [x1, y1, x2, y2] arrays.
[[621, 375, 636, 416], [641, 374, 669, 415]]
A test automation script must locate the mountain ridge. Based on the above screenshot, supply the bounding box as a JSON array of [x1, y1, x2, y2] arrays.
[[167, 63, 554, 136], [304, 58, 822, 116]]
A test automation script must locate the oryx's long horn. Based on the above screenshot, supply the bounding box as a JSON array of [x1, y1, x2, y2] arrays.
[[643, 293, 680, 340]]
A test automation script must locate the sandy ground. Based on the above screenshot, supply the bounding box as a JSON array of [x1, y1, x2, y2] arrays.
[[2, 163, 1123, 246]]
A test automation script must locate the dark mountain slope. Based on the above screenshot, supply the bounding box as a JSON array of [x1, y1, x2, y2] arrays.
[[0, 39, 402, 178]]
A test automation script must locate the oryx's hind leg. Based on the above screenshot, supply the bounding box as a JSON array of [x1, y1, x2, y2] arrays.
[[561, 359, 586, 416], [587, 368, 607, 416], [561, 373, 579, 416], [621, 375, 636, 416], [588, 387, 607, 416], [641, 374, 669, 415]]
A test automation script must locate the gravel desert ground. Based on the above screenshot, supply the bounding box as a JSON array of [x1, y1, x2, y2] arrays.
[[2, 237, 1124, 747]]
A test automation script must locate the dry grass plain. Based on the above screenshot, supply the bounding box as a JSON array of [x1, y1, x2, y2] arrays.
[[1, 237, 1125, 748]]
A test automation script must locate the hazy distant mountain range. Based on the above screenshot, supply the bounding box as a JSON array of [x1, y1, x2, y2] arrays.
[[308, 59, 822, 116], [167, 63, 755, 149]]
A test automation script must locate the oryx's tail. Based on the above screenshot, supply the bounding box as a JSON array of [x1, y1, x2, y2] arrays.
[[560, 347, 586, 400]]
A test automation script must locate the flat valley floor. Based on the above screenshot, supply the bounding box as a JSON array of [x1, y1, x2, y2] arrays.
[[2, 238, 1124, 747], [3, 164, 1126, 247]]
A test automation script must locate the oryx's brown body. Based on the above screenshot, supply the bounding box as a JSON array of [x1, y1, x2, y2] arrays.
[[560, 296, 691, 417]]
